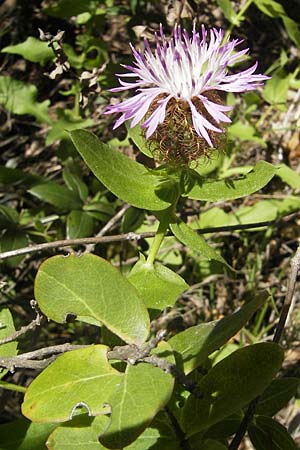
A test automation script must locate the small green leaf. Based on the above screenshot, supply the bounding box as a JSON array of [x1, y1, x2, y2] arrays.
[[263, 70, 291, 105], [0, 419, 57, 450], [249, 415, 297, 450], [28, 182, 82, 210], [46, 414, 108, 450], [169, 292, 267, 374], [256, 378, 299, 416], [0, 308, 18, 380], [70, 130, 176, 210], [181, 343, 284, 435], [170, 218, 228, 267], [34, 254, 150, 345], [0, 230, 28, 267], [2, 37, 53, 64], [0, 205, 19, 229], [276, 164, 300, 189], [22, 345, 122, 423], [216, 0, 240, 25], [127, 254, 188, 311], [184, 161, 276, 201], [228, 121, 266, 146], [66, 210, 94, 239], [0, 76, 50, 124], [100, 341, 175, 449]]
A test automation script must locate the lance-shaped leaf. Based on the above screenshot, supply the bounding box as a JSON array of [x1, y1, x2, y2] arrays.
[[22, 346, 122, 423], [70, 129, 176, 210], [169, 292, 268, 374], [181, 343, 284, 435], [183, 161, 276, 201], [34, 254, 150, 345], [170, 217, 229, 267], [100, 342, 175, 449]]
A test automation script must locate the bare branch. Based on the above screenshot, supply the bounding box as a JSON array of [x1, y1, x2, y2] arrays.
[[1, 214, 298, 261], [0, 313, 42, 345]]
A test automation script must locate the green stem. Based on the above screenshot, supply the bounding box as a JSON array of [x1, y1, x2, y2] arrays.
[[224, 0, 254, 40], [146, 216, 170, 265], [0, 381, 26, 393]]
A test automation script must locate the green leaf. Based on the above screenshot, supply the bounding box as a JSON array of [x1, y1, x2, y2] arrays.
[[249, 415, 297, 450], [100, 341, 175, 449], [127, 254, 188, 311], [181, 343, 284, 435], [124, 412, 181, 450], [34, 253, 150, 345], [70, 130, 176, 211], [121, 207, 145, 233], [216, 0, 240, 25], [126, 123, 153, 158], [0, 76, 50, 124], [2, 37, 53, 64], [256, 378, 299, 416], [0, 205, 19, 229], [0, 308, 18, 380], [66, 210, 94, 239], [170, 218, 228, 267], [184, 161, 277, 201], [228, 121, 266, 147], [0, 230, 28, 267], [46, 109, 94, 145], [282, 16, 300, 47], [62, 162, 89, 202], [46, 414, 108, 450], [263, 70, 291, 105], [22, 345, 122, 423], [169, 292, 267, 374], [276, 164, 300, 189], [0, 419, 57, 450], [28, 182, 82, 210]]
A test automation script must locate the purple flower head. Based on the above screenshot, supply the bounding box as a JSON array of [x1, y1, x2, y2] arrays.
[[105, 23, 269, 164]]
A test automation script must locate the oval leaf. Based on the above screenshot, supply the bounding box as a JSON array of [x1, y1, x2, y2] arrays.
[[100, 342, 175, 449], [70, 129, 175, 210], [182, 343, 284, 435], [184, 161, 276, 201], [22, 345, 122, 423], [29, 182, 82, 210], [34, 254, 150, 345], [127, 254, 188, 311]]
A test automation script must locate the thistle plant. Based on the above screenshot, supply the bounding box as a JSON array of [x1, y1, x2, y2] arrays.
[[1, 20, 299, 450]]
